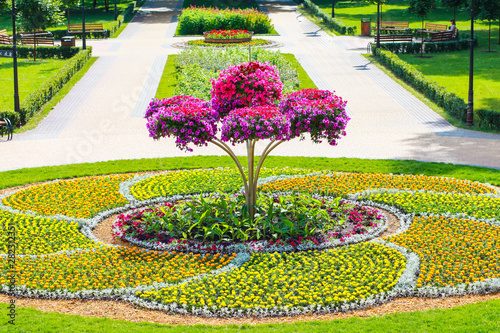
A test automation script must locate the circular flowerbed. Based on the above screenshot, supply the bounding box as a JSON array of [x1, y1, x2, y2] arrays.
[[0, 168, 499, 318], [186, 38, 274, 48]]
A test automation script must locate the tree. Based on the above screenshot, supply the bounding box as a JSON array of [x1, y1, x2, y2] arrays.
[[16, 0, 63, 61], [475, 0, 500, 51], [146, 62, 350, 222], [409, 0, 436, 57], [60, 0, 79, 25], [441, 0, 467, 20], [0, 0, 9, 12]]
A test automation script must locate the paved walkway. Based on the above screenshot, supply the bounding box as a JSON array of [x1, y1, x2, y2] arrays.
[[1, 0, 499, 171]]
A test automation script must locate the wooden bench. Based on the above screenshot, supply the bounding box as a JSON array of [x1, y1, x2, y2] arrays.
[[372, 21, 409, 33], [0, 34, 11, 45], [0, 29, 6, 35], [429, 31, 455, 42], [21, 36, 55, 46], [0, 118, 13, 141], [67, 23, 106, 37], [374, 34, 413, 43], [424, 23, 447, 32]]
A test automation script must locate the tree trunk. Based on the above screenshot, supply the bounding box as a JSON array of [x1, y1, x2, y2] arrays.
[[331, 0, 335, 18], [67, 8, 70, 25], [488, 20, 491, 52], [33, 34, 37, 61], [453, 6, 456, 21], [105, 0, 109, 12], [421, 18, 424, 58], [93, 0, 97, 8]]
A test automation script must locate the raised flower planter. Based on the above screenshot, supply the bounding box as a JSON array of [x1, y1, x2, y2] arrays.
[[203, 29, 254, 44]]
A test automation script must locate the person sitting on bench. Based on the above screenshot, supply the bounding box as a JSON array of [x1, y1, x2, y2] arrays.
[[448, 19, 458, 39]]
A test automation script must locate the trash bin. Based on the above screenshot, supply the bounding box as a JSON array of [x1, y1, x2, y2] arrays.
[[61, 36, 75, 47], [361, 18, 371, 36]]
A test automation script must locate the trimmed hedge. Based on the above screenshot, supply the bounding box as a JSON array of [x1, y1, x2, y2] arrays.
[[477, 109, 500, 131], [18, 47, 92, 125], [0, 110, 20, 126], [0, 44, 80, 59], [375, 48, 467, 122], [371, 34, 478, 55], [178, 7, 274, 35], [302, 0, 356, 35]]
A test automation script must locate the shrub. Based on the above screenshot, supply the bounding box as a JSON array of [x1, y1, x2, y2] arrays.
[[0, 45, 80, 59], [19, 47, 92, 124], [178, 7, 274, 35], [477, 109, 500, 131], [370, 34, 478, 55], [302, 0, 357, 36], [0, 110, 20, 127]]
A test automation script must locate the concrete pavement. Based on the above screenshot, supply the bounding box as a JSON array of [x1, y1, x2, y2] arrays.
[[1, 0, 499, 172]]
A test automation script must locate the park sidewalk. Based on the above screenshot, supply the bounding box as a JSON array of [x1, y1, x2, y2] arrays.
[[0, 0, 499, 172]]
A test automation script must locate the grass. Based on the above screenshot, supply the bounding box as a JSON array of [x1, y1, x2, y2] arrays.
[[1, 155, 499, 191], [362, 53, 500, 134], [397, 45, 500, 111], [154, 53, 317, 99], [310, 0, 493, 33], [0, 57, 68, 111], [13, 57, 99, 134], [3, 298, 500, 332]]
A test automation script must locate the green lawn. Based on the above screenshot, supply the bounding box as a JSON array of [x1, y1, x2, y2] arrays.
[[311, 0, 493, 34], [398, 44, 500, 111], [0, 57, 68, 111]]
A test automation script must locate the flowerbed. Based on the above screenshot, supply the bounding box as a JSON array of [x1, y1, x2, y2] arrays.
[[387, 216, 500, 288], [259, 173, 496, 197], [0, 168, 498, 317], [137, 243, 405, 315], [2, 175, 131, 218], [129, 167, 315, 201], [203, 29, 253, 42], [112, 193, 385, 252], [187, 39, 271, 47]]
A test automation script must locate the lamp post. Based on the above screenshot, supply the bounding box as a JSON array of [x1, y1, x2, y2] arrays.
[[114, 0, 118, 21], [466, 0, 474, 126], [376, 0, 381, 49], [82, 0, 86, 50], [11, 0, 20, 116]]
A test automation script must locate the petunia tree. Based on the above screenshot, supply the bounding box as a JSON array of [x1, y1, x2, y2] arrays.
[[146, 61, 350, 221]]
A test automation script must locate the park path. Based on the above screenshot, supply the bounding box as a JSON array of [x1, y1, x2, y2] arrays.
[[0, 0, 499, 172]]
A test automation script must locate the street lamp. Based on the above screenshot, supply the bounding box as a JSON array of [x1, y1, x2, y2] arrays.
[[82, 0, 86, 50], [466, 0, 474, 126], [11, 0, 20, 116], [376, 0, 380, 49]]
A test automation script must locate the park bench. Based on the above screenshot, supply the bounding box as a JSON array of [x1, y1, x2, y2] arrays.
[[429, 31, 455, 42], [0, 117, 13, 141], [367, 34, 413, 52], [423, 23, 447, 32], [21, 36, 55, 46], [0, 33, 11, 45], [372, 21, 409, 33], [67, 23, 106, 37]]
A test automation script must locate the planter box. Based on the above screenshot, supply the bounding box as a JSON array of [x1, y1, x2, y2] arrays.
[[203, 31, 253, 44]]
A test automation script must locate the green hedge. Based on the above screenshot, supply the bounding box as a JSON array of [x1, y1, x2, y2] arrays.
[[302, 0, 356, 35], [0, 110, 20, 126], [375, 48, 467, 122], [371, 34, 478, 55], [0, 44, 80, 59], [477, 109, 500, 131], [178, 7, 274, 35], [18, 47, 92, 125]]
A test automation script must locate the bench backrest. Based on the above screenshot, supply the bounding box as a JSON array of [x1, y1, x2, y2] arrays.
[[0, 29, 7, 35], [430, 31, 454, 40], [379, 21, 409, 29], [425, 23, 447, 31], [0, 35, 11, 45], [21, 37, 54, 45], [376, 34, 413, 42], [68, 23, 104, 30]]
